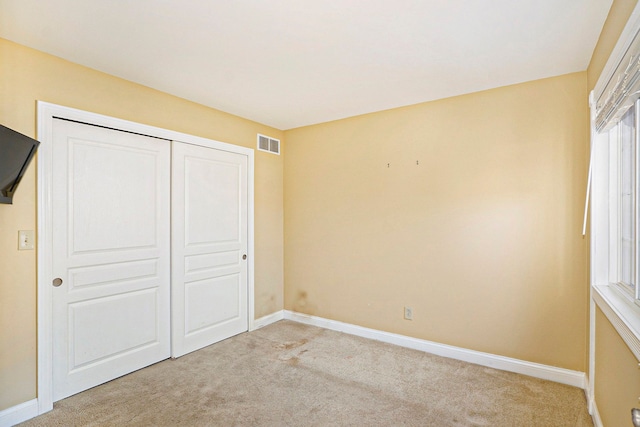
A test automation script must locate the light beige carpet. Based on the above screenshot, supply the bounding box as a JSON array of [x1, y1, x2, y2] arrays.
[[20, 320, 592, 426]]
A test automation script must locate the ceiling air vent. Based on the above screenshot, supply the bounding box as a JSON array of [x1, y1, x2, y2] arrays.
[[257, 134, 280, 155]]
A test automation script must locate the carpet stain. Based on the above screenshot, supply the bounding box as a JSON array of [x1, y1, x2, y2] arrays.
[[287, 356, 300, 366], [277, 338, 308, 350]]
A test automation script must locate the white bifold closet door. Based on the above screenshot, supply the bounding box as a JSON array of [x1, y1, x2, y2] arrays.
[[171, 142, 249, 358], [52, 119, 171, 401]]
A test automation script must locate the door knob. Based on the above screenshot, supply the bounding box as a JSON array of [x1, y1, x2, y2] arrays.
[[242, 254, 247, 260], [52, 278, 63, 287]]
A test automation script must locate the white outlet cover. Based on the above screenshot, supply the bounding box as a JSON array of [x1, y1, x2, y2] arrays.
[[19, 230, 35, 250]]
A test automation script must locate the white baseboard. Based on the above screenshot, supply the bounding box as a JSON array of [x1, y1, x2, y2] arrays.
[[251, 310, 284, 331], [283, 310, 586, 389], [590, 398, 603, 427], [584, 376, 601, 427], [0, 399, 38, 427]]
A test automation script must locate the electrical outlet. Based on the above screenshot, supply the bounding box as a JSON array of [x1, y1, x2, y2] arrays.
[[18, 230, 35, 250], [404, 306, 413, 320]]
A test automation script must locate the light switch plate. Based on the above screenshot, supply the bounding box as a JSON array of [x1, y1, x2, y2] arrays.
[[19, 230, 35, 250]]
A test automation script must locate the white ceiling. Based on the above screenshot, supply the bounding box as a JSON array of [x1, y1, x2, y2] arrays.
[[0, 0, 613, 130]]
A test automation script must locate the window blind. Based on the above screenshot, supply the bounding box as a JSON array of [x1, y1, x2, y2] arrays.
[[595, 27, 640, 133]]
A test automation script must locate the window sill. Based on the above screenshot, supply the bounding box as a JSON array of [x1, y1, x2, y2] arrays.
[[593, 284, 640, 361]]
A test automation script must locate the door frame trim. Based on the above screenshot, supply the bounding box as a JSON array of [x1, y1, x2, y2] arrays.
[[36, 101, 256, 414]]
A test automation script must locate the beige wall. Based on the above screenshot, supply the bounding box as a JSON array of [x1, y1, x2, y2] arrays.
[[587, 0, 639, 91], [595, 308, 640, 427], [0, 38, 284, 411], [587, 1, 640, 426], [284, 72, 588, 371]]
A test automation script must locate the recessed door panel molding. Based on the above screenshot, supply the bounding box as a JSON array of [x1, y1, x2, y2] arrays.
[[184, 251, 239, 274], [184, 157, 241, 246], [68, 139, 159, 255], [172, 142, 249, 358], [51, 118, 171, 402], [184, 274, 241, 335], [69, 288, 160, 369], [68, 259, 158, 290]]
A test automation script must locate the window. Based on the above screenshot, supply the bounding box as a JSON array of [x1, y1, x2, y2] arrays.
[[590, 3, 640, 363], [608, 105, 637, 298], [592, 97, 640, 367]]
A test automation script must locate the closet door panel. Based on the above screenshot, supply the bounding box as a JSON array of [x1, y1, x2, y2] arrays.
[[171, 141, 249, 357], [52, 118, 171, 401]]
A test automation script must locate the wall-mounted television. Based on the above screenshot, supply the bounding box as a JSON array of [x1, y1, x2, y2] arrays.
[[0, 124, 40, 204]]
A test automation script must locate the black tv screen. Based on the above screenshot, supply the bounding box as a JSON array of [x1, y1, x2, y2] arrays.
[[0, 125, 40, 204]]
